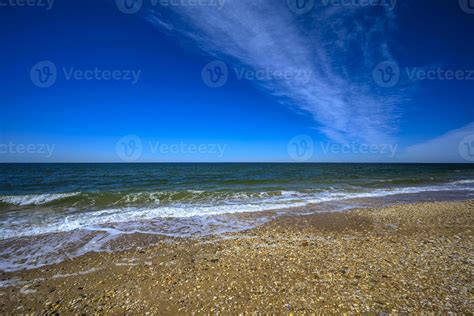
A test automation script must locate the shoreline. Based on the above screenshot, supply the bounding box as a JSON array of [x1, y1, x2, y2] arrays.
[[1, 200, 473, 313]]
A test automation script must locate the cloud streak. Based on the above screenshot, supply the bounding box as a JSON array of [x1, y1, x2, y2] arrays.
[[400, 122, 474, 163], [141, 0, 401, 143]]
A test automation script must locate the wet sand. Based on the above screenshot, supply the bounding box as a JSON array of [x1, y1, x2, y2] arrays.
[[1, 200, 473, 314]]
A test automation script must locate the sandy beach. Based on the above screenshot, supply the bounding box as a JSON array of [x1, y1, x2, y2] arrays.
[[1, 200, 473, 314]]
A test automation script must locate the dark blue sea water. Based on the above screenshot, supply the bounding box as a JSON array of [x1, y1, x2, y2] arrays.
[[1, 163, 473, 271]]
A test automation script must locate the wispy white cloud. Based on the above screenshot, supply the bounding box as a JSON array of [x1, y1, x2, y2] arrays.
[[399, 122, 474, 163], [142, 0, 401, 143]]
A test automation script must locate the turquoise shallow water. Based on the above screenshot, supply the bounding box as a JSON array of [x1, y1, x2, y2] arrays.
[[0, 163, 473, 271]]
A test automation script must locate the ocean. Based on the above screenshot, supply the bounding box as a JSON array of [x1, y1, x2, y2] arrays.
[[1, 163, 474, 272]]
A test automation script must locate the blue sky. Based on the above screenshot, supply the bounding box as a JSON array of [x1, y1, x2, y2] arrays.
[[1, 0, 473, 162]]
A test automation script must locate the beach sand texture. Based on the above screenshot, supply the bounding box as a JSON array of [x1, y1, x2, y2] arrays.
[[1, 200, 473, 314]]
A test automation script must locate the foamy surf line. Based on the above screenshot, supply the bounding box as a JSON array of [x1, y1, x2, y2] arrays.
[[0, 192, 81, 206], [1, 180, 474, 240], [2, 179, 474, 207]]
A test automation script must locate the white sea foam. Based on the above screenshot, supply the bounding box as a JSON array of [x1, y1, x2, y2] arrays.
[[450, 179, 474, 185], [1, 180, 473, 240], [0, 192, 81, 206]]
